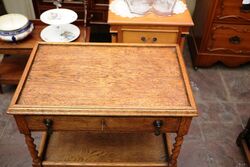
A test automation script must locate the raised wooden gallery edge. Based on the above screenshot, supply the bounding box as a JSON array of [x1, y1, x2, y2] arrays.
[[8, 43, 197, 117]]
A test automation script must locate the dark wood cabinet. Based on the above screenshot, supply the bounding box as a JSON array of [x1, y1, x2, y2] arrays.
[[32, 0, 109, 24], [188, 0, 250, 68]]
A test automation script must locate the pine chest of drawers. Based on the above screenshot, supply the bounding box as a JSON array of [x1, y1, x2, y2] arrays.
[[188, 0, 250, 68], [108, 2, 194, 52]]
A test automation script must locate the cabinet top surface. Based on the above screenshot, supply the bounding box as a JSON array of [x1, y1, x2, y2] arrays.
[[8, 43, 197, 117], [108, 2, 193, 26]]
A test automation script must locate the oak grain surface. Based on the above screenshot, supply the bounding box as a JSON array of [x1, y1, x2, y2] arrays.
[[8, 43, 197, 117], [18, 44, 187, 107], [44, 132, 168, 163]]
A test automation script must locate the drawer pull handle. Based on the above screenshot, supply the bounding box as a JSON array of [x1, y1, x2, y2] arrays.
[[153, 120, 163, 136], [141, 36, 147, 42], [229, 36, 241, 45], [44, 119, 53, 135], [152, 37, 158, 43]]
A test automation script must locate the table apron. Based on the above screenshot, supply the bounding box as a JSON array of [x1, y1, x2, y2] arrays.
[[23, 115, 181, 133]]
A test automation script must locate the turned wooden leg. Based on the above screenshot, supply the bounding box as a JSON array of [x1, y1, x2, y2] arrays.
[[169, 134, 184, 167], [24, 133, 42, 167]]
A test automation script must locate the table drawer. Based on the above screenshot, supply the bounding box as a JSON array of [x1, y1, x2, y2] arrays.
[[207, 24, 250, 55], [24, 116, 180, 133], [121, 29, 179, 44]]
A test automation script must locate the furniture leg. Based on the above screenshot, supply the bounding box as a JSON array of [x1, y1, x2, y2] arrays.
[[169, 118, 192, 167], [0, 84, 3, 94], [236, 118, 250, 165], [24, 133, 42, 167], [237, 118, 250, 146], [169, 134, 184, 167], [111, 33, 117, 43]]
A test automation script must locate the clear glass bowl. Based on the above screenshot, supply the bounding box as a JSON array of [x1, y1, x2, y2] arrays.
[[125, 0, 177, 16]]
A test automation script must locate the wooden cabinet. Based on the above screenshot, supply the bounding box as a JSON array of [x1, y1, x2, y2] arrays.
[[32, 0, 109, 24], [188, 0, 250, 68], [108, 5, 193, 51], [8, 43, 198, 167]]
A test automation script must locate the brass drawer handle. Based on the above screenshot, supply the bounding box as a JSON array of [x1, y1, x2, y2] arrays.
[[141, 36, 147, 42], [152, 37, 158, 43], [229, 36, 241, 45], [153, 120, 163, 136]]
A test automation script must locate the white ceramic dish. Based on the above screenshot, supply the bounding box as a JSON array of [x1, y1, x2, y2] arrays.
[[40, 8, 78, 25], [0, 13, 28, 31], [0, 22, 34, 42], [40, 24, 80, 42]]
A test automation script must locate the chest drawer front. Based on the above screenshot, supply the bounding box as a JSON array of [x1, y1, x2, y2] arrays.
[[121, 29, 179, 44], [207, 24, 250, 54], [215, 0, 250, 23], [24, 116, 180, 133]]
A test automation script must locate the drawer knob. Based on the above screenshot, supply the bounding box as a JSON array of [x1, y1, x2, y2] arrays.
[[153, 120, 163, 136], [229, 36, 241, 44], [152, 37, 158, 43], [141, 36, 147, 42], [43, 119, 53, 135]]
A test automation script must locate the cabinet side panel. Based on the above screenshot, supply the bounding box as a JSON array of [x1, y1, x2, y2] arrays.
[[192, 0, 215, 49]]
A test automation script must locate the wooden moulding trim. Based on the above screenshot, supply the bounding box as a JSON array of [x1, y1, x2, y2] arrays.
[[42, 161, 168, 166], [175, 46, 198, 115], [35, 42, 179, 47], [9, 42, 39, 107], [8, 106, 197, 117], [199, 52, 250, 58], [109, 23, 193, 27], [121, 29, 179, 33]]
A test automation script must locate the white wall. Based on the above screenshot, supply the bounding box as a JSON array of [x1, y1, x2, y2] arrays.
[[3, 0, 35, 19]]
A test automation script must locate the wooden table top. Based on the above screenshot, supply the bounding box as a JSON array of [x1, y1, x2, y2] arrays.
[[8, 43, 197, 117], [0, 20, 87, 55], [108, 1, 193, 26]]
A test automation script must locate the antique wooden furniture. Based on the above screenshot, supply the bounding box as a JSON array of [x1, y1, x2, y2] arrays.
[[188, 0, 250, 68], [108, 1, 193, 51], [32, 0, 109, 24], [0, 20, 90, 93], [8, 43, 198, 167], [237, 118, 250, 165], [32, 0, 111, 42]]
